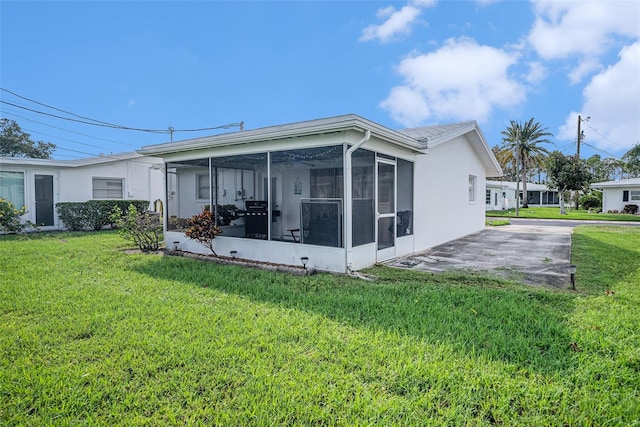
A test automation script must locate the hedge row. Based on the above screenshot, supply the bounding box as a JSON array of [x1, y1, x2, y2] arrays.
[[56, 200, 151, 231]]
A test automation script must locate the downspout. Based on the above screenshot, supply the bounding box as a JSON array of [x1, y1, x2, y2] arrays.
[[344, 129, 371, 273]]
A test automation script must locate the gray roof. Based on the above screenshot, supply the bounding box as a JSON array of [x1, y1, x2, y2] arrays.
[[0, 151, 154, 168], [591, 177, 640, 188], [486, 180, 554, 191], [398, 121, 478, 148]]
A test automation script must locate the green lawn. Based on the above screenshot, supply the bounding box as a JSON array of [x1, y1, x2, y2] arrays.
[[1, 229, 639, 425], [486, 207, 640, 221]]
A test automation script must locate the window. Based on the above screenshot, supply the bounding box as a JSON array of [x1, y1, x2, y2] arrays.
[[494, 193, 498, 206], [486, 189, 491, 204], [0, 171, 25, 208], [196, 173, 209, 200], [623, 191, 629, 202], [631, 191, 640, 201], [397, 158, 413, 237], [92, 178, 123, 199], [468, 175, 477, 202]]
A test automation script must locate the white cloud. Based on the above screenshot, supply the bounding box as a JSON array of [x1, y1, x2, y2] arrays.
[[127, 98, 136, 107], [568, 57, 601, 85], [528, 0, 640, 83], [529, 1, 640, 59], [525, 61, 547, 84], [359, 0, 436, 43], [557, 42, 640, 153], [381, 37, 525, 126]]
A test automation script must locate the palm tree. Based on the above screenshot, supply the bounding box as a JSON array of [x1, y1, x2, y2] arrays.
[[498, 118, 553, 208]]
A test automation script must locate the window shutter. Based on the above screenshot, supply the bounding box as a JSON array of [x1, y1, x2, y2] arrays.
[[623, 190, 629, 202]]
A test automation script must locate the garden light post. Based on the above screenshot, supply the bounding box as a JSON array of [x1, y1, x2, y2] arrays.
[[300, 257, 309, 269], [567, 264, 577, 290]]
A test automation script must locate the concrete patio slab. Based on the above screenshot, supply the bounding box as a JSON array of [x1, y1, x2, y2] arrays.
[[386, 224, 573, 288]]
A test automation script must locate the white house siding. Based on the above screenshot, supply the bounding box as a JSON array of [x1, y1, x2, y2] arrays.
[[139, 115, 501, 273], [485, 184, 505, 211], [413, 135, 487, 250], [601, 187, 640, 212], [0, 155, 164, 230]]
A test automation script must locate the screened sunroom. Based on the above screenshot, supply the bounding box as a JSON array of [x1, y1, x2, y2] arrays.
[[139, 114, 499, 273], [163, 141, 415, 272]]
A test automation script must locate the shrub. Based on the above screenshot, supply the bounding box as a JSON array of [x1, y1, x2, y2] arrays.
[[0, 198, 30, 232], [579, 191, 602, 210], [56, 200, 150, 231], [622, 204, 639, 215], [109, 204, 163, 251], [55, 202, 87, 231], [185, 209, 222, 256]]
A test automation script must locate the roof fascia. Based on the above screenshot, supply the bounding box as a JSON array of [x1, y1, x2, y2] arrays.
[[138, 114, 424, 157], [0, 152, 144, 168]]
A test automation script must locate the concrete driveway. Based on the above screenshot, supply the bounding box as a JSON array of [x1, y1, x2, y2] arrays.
[[386, 223, 573, 288]]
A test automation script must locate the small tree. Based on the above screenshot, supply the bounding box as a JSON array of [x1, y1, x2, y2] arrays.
[[184, 209, 222, 256], [0, 198, 30, 232], [1, 119, 56, 158], [546, 152, 592, 214], [110, 204, 163, 251]]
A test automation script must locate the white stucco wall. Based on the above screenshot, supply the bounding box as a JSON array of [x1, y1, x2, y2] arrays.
[[602, 187, 640, 212], [413, 135, 487, 250], [1, 156, 164, 230]]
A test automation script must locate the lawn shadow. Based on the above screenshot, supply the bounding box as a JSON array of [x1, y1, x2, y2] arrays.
[[132, 254, 581, 376]]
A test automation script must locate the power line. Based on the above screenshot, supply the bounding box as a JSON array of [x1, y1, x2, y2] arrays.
[[1, 109, 139, 148], [0, 100, 168, 133], [581, 141, 621, 159], [1, 87, 243, 135], [20, 125, 119, 153], [585, 123, 627, 151]]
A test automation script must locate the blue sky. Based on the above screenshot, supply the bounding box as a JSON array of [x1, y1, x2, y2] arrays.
[[1, 1, 639, 161]]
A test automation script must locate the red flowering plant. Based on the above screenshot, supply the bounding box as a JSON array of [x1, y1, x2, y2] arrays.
[[184, 209, 222, 256]]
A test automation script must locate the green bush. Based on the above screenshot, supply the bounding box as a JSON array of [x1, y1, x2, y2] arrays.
[[0, 198, 30, 232], [55, 202, 86, 231], [109, 204, 163, 251], [579, 191, 602, 210], [56, 200, 150, 231]]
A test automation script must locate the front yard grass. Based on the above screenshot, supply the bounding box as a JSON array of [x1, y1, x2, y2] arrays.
[[1, 228, 639, 425], [486, 206, 640, 221]]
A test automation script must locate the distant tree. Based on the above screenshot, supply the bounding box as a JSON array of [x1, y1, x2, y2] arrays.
[[622, 144, 640, 178], [497, 118, 553, 207], [586, 154, 626, 183], [0, 119, 56, 159], [546, 151, 592, 214]]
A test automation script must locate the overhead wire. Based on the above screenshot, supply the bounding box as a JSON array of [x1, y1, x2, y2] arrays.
[[1, 108, 138, 147], [1, 87, 243, 135]]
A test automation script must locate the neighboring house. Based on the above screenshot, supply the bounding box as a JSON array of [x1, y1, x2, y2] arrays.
[[0, 152, 164, 230], [485, 180, 560, 211], [590, 178, 640, 213], [138, 114, 502, 273]]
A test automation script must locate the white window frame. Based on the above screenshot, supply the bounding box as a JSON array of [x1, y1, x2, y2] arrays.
[[0, 171, 25, 208], [196, 173, 210, 200], [468, 175, 477, 203], [92, 177, 124, 199]]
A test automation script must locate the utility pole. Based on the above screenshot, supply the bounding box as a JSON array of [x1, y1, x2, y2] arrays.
[[575, 115, 590, 209], [169, 127, 174, 142]]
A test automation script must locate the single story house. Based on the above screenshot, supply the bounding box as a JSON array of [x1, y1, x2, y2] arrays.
[[138, 114, 502, 273], [590, 178, 640, 213], [0, 152, 164, 230], [485, 180, 560, 210]]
